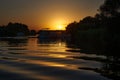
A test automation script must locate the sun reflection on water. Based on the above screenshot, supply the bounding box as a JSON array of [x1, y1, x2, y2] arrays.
[[27, 60, 66, 67], [48, 54, 68, 58]]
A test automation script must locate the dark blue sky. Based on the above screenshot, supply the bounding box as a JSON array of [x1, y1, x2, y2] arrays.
[[0, 0, 104, 30]]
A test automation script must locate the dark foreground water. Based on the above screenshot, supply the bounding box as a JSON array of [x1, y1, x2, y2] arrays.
[[0, 38, 116, 80]]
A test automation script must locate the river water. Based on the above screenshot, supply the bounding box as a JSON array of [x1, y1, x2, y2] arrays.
[[0, 38, 113, 80]]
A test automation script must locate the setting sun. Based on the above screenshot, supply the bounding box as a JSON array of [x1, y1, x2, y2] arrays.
[[50, 19, 67, 30], [57, 25, 64, 30]]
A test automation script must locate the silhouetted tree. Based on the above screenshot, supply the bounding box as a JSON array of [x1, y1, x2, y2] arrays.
[[5, 22, 30, 37], [99, 0, 120, 17], [97, 0, 120, 54], [0, 22, 30, 37], [0, 26, 6, 37], [65, 0, 120, 56]]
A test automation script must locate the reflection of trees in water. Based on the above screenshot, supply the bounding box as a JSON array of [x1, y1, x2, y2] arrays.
[[37, 38, 65, 44], [101, 55, 120, 80], [66, 40, 120, 80]]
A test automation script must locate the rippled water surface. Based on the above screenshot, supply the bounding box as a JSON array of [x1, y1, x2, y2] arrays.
[[0, 38, 112, 80]]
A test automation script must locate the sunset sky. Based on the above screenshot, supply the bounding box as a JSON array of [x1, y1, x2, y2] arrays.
[[0, 0, 104, 30]]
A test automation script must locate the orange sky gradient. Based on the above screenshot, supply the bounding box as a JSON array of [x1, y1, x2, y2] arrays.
[[0, 0, 104, 30]]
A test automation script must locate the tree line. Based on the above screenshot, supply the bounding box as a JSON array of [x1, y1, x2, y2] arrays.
[[0, 22, 36, 37], [66, 0, 120, 54], [66, 1, 120, 78]]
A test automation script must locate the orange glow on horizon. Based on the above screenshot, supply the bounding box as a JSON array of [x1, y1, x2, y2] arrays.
[[57, 25, 63, 30], [49, 19, 67, 30]]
